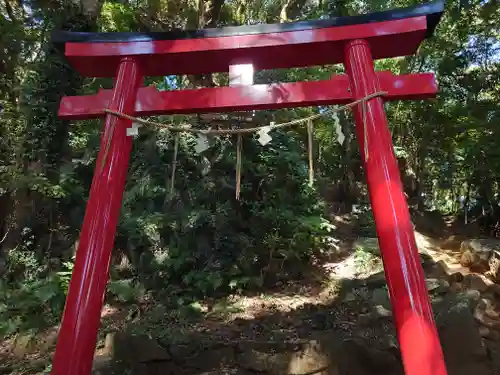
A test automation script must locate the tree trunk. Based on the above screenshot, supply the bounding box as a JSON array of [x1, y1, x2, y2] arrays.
[[5, 1, 105, 254], [188, 0, 225, 88], [202, 0, 225, 28], [340, 111, 357, 209], [327, 0, 349, 17], [280, 0, 307, 22]]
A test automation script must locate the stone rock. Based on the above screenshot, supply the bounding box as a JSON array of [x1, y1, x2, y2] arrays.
[[442, 236, 464, 251], [372, 287, 391, 309], [484, 341, 500, 375], [131, 361, 182, 375], [356, 313, 374, 326], [372, 305, 392, 318], [463, 289, 482, 309], [237, 348, 291, 373], [343, 292, 356, 302], [474, 297, 500, 330], [463, 274, 490, 293], [237, 340, 296, 354], [92, 354, 113, 375], [486, 283, 500, 297], [461, 249, 478, 267], [12, 333, 35, 358], [478, 326, 500, 341], [337, 339, 402, 375], [38, 326, 59, 353], [426, 278, 450, 294], [450, 282, 464, 293], [486, 250, 500, 282], [315, 331, 403, 375], [238, 339, 337, 375], [362, 271, 387, 288], [437, 259, 451, 272], [169, 343, 196, 359], [427, 260, 451, 279], [109, 332, 171, 364], [449, 272, 465, 284], [197, 368, 254, 375], [434, 294, 492, 375], [460, 239, 500, 272], [103, 332, 114, 355], [185, 347, 235, 371], [287, 340, 333, 375], [420, 252, 436, 268]]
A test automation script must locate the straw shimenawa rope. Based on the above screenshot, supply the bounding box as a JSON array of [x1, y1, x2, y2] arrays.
[[104, 91, 386, 135], [103, 91, 386, 196]]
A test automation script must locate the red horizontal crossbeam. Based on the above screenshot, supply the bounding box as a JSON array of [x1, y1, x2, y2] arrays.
[[59, 72, 437, 120], [63, 18, 428, 77]]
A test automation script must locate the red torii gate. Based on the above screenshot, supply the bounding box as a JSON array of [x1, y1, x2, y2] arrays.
[[51, 2, 447, 375]]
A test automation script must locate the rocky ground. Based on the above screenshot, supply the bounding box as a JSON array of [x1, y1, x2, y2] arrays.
[[4, 226, 500, 375]]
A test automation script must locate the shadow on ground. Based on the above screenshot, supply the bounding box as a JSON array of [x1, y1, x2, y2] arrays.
[[94, 251, 499, 375], [3, 212, 499, 375]]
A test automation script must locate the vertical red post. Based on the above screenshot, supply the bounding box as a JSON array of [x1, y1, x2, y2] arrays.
[[51, 58, 142, 375], [344, 40, 448, 375]]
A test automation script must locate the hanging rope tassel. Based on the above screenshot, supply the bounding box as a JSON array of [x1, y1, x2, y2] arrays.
[[361, 100, 369, 162], [307, 119, 315, 187], [235, 134, 243, 200], [169, 132, 180, 200]]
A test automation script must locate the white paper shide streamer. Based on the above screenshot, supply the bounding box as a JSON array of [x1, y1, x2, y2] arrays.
[[332, 112, 344, 145]]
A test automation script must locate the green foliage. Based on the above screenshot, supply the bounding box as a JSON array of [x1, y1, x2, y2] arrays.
[[356, 209, 377, 237], [1, 0, 500, 338], [0, 256, 74, 336], [108, 279, 145, 303], [100, 3, 137, 32], [117, 129, 331, 296], [354, 244, 382, 276]]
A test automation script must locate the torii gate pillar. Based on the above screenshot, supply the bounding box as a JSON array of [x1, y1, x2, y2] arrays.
[[51, 2, 447, 375], [345, 39, 447, 375], [50, 58, 143, 375]]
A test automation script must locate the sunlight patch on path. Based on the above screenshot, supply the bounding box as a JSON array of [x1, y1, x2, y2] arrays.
[[415, 231, 470, 275], [323, 253, 358, 280], [195, 232, 470, 323]]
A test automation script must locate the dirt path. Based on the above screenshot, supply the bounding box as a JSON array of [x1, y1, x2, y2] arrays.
[[2, 230, 497, 375]]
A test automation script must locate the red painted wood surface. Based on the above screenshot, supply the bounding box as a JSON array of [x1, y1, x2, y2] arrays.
[[64, 17, 428, 77], [344, 39, 448, 375], [50, 58, 143, 375], [59, 72, 437, 120]]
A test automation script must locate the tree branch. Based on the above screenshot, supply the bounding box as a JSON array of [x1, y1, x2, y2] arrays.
[[4, 0, 16, 21]]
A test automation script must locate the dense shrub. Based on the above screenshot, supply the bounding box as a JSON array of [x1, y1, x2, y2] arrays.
[[117, 129, 332, 296]]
